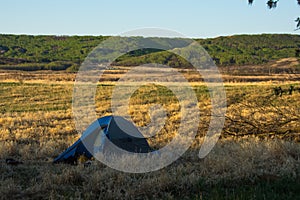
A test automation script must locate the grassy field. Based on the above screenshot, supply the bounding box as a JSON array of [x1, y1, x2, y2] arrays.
[[0, 68, 299, 199]]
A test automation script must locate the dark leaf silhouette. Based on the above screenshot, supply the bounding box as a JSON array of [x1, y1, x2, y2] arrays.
[[267, 0, 278, 9], [295, 17, 300, 29], [248, 0, 300, 29]]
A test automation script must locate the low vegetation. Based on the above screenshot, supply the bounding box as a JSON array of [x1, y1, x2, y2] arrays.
[[0, 69, 299, 198]]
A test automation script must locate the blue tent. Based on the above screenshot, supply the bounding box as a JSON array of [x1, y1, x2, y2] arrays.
[[53, 115, 153, 164]]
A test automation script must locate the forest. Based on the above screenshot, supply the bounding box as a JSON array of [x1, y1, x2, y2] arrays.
[[0, 34, 300, 71]]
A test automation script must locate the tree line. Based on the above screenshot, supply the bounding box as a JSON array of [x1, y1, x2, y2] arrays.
[[0, 34, 300, 71]]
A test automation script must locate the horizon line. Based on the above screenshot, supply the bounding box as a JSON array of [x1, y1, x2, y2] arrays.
[[0, 32, 299, 40]]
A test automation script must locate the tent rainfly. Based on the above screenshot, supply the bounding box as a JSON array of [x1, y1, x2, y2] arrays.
[[53, 115, 153, 164]]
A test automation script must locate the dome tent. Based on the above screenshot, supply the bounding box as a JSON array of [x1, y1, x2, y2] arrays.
[[53, 115, 153, 164]]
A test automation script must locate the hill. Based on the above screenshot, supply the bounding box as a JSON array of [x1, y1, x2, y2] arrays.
[[0, 34, 299, 71]]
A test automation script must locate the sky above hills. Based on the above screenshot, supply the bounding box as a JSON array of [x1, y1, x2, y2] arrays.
[[1, 0, 299, 38]]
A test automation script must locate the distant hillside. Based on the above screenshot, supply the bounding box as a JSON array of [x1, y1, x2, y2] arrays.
[[0, 35, 107, 71], [0, 34, 299, 71], [197, 34, 300, 66]]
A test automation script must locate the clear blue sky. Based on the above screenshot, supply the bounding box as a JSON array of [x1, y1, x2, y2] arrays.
[[0, 0, 299, 38]]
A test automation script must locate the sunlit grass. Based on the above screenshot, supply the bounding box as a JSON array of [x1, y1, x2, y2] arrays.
[[0, 71, 299, 199]]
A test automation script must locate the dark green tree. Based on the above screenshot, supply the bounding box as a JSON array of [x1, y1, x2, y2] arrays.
[[248, 0, 300, 30]]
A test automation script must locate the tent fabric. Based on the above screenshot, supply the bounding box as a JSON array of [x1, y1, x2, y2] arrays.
[[53, 115, 153, 164]]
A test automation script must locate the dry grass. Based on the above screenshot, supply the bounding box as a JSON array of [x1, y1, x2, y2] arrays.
[[0, 138, 299, 199], [0, 69, 299, 199]]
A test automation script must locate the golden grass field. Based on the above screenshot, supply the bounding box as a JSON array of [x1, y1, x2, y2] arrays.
[[0, 64, 299, 199]]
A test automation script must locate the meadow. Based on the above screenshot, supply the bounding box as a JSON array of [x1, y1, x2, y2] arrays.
[[0, 67, 299, 199]]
